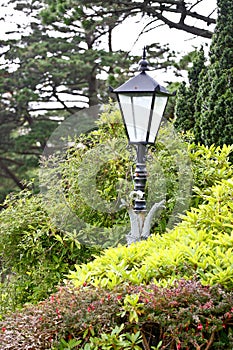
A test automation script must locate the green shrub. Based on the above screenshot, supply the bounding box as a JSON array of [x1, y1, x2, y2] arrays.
[[0, 189, 101, 314], [187, 143, 233, 207], [0, 280, 232, 349], [69, 178, 233, 290], [0, 110, 233, 348], [0, 132, 232, 313], [40, 105, 233, 242], [0, 104, 232, 315]]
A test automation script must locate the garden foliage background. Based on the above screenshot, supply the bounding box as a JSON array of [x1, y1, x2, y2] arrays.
[[0, 0, 233, 349]]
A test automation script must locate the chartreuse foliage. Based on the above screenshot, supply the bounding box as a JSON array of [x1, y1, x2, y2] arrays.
[[187, 143, 233, 206], [69, 178, 233, 290]]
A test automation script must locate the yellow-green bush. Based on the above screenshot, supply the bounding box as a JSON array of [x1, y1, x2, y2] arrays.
[[69, 178, 233, 290]]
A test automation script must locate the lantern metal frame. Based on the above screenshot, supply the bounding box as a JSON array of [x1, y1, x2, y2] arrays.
[[112, 48, 171, 146]]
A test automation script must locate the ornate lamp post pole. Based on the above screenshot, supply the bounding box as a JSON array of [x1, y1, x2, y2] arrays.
[[112, 48, 171, 244]]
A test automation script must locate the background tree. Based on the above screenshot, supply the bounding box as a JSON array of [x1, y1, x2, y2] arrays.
[[0, 2, 128, 200], [43, 0, 217, 39], [193, 0, 233, 146], [174, 47, 206, 132]]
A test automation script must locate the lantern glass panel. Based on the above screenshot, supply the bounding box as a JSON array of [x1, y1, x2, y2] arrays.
[[118, 93, 153, 143], [148, 95, 168, 143]]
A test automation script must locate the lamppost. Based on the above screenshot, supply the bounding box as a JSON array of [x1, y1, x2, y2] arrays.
[[112, 48, 171, 244]]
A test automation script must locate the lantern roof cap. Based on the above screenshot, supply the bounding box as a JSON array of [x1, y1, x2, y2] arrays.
[[113, 47, 170, 95], [113, 71, 170, 94]]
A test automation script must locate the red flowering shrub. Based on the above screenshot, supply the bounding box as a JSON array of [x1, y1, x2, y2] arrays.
[[0, 280, 233, 349]]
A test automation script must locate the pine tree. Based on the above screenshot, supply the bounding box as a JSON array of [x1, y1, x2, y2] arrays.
[[194, 0, 233, 147], [0, 0, 175, 202]]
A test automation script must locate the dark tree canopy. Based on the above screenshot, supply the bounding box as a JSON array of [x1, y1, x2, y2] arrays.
[[174, 0, 233, 149], [43, 0, 216, 39]]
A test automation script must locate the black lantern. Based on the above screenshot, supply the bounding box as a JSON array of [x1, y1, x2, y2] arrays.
[[112, 48, 171, 145], [112, 48, 171, 214]]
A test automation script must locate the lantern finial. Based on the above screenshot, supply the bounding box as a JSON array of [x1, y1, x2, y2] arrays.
[[143, 46, 146, 60], [139, 46, 149, 72]]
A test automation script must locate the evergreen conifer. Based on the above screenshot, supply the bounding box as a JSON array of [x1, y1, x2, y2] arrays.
[[194, 0, 233, 146], [175, 47, 206, 132]]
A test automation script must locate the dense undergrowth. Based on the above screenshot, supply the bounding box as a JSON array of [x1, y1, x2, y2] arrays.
[[0, 110, 233, 348], [0, 110, 232, 314], [0, 280, 233, 349], [1, 177, 233, 348]]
